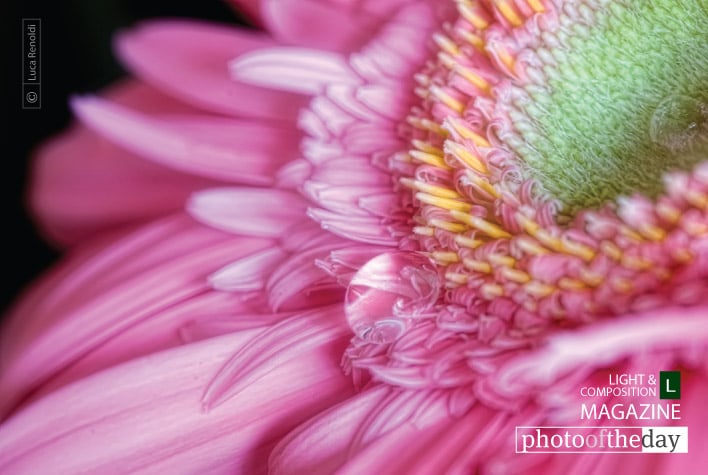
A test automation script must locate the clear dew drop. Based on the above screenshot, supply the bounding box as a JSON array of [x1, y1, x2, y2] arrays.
[[344, 251, 440, 344], [650, 94, 708, 154]]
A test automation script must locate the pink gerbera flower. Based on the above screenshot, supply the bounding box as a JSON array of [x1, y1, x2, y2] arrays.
[[2, 0, 708, 473]]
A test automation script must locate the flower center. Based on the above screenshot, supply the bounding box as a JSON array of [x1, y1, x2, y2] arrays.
[[339, 0, 708, 393], [510, 0, 708, 212], [345, 0, 708, 345]]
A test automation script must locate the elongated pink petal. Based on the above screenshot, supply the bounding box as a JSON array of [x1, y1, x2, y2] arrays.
[[231, 48, 360, 94], [115, 21, 308, 120], [187, 187, 307, 237], [71, 95, 301, 184], [0, 214, 273, 417], [209, 247, 288, 291], [261, 0, 375, 52], [31, 82, 221, 245], [266, 241, 346, 311], [307, 208, 399, 246], [202, 306, 349, 409], [270, 387, 391, 475], [0, 330, 354, 474], [271, 386, 476, 474]]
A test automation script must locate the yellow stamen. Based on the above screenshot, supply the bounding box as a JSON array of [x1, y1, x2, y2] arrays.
[[429, 219, 468, 233], [685, 189, 708, 209], [515, 212, 540, 235], [637, 223, 666, 241], [488, 43, 516, 72], [494, 0, 524, 27], [416, 192, 472, 212], [407, 116, 449, 137], [672, 248, 693, 263], [534, 229, 564, 254], [515, 236, 549, 256], [400, 178, 461, 199], [454, 63, 492, 94], [433, 33, 461, 57], [560, 235, 596, 261], [620, 255, 653, 271], [618, 226, 645, 243], [429, 85, 466, 114], [433, 251, 460, 263], [455, 234, 484, 248], [557, 277, 586, 291], [392, 151, 412, 163], [413, 226, 435, 237], [500, 267, 531, 283], [683, 219, 708, 237], [446, 140, 489, 174], [409, 150, 451, 169], [527, 0, 545, 13], [465, 170, 500, 197], [656, 202, 681, 224], [481, 283, 504, 299], [446, 272, 469, 284], [578, 268, 604, 287], [439, 53, 492, 94], [458, 3, 490, 30], [487, 253, 516, 267], [463, 258, 492, 273], [524, 281, 555, 298], [600, 241, 623, 261], [450, 210, 513, 238], [611, 277, 633, 293], [455, 28, 486, 51], [447, 118, 491, 147], [411, 139, 444, 156]]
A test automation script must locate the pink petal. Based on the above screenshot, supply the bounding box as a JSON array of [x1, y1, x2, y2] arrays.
[[230, 47, 360, 94], [271, 386, 475, 474], [261, 0, 376, 52], [209, 247, 288, 291], [0, 329, 354, 474], [270, 387, 391, 475], [202, 306, 349, 409], [115, 20, 308, 120], [492, 305, 708, 399], [266, 241, 346, 311], [71, 95, 301, 184], [307, 208, 399, 246], [30, 82, 220, 246], [0, 214, 272, 417], [187, 187, 307, 237]]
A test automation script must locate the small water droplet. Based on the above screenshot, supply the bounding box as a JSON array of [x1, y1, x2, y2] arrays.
[[345, 251, 440, 344], [650, 95, 708, 154]]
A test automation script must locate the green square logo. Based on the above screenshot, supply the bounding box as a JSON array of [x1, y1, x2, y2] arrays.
[[660, 371, 681, 399]]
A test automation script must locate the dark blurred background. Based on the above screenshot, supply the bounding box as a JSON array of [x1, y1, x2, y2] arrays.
[[3, 1, 249, 313]]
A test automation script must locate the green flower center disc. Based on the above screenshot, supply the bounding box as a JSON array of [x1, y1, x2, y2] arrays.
[[512, 0, 708, 212]]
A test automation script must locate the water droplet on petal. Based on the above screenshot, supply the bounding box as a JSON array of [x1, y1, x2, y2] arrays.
[[650, 95, 708, 154], [345, 251, 440, 344]]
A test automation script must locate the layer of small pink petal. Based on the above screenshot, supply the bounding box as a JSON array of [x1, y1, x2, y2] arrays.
[[0, 314, 355, 474], [228, 2, 448, 252], [272, 306, 708, 473]]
